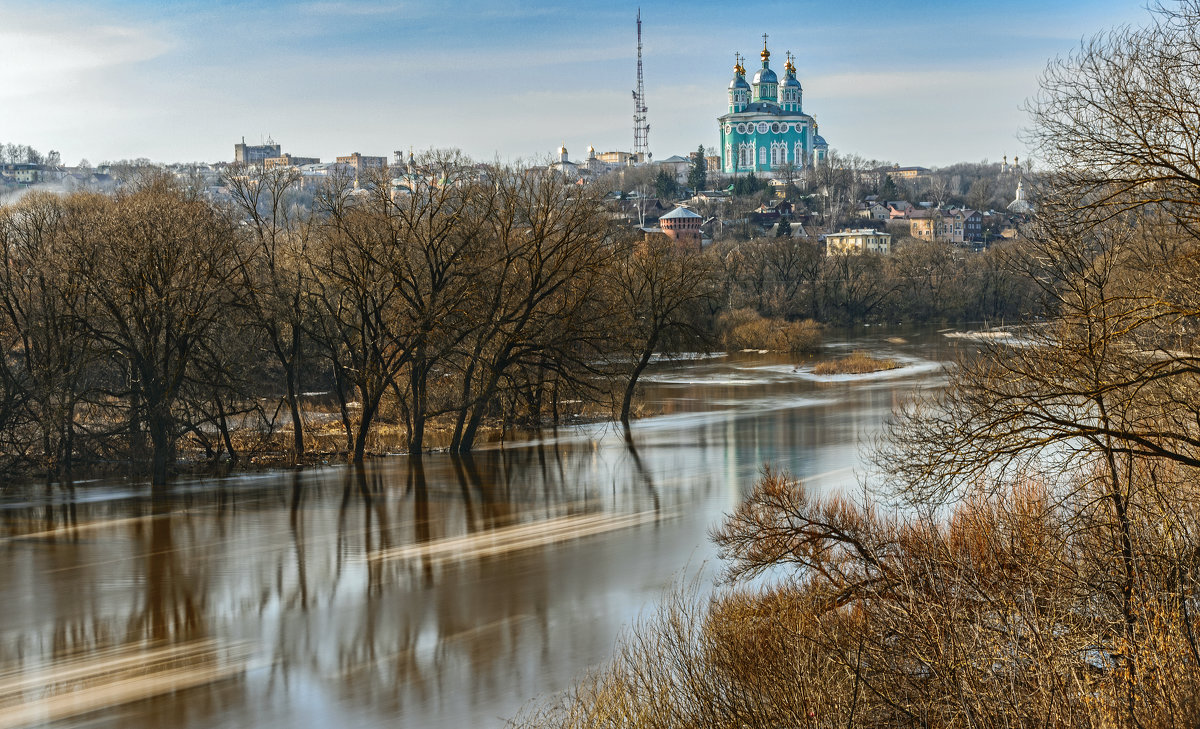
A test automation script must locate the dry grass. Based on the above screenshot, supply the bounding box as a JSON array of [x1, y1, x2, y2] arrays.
[[718, 308, 822, 353], [810, 350, 901, 375]]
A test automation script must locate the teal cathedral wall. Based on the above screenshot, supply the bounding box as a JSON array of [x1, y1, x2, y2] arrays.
[[719, 38, 828, 177]]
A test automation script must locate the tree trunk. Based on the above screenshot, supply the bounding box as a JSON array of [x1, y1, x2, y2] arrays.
[[147, 405, 172, 488], [285, 369, 304, 462], [216, 397, 238, 465], [621, 338, 658, 425], [129, 364, 147, 470], [60, 401, 76, 480], [330, 358, 354, 453], [450, 353, 480, 452], [457, 369, 502, 454], [286, 328, 305, 460], [408, 359, 427, 453], [352, 389, 380, 464]]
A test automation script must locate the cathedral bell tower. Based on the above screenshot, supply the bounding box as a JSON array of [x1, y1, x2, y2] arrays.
[[728, 54, 750, 113], [751, 35, 778, 103]]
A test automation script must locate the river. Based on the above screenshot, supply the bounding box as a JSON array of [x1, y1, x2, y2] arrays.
[[0, 328, 954, 729]]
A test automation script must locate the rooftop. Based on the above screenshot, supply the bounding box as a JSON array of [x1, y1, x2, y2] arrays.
[[827, 229, 889, 237], [661, 206, 702, 220]]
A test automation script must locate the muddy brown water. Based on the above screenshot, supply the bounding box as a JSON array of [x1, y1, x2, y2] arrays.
[[0, 329, 954, 728]]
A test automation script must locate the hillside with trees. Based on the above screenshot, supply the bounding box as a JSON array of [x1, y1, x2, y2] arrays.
[[513, 3, 1200, 727]]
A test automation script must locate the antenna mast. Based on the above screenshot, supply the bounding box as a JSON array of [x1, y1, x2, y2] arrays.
[[632, 9, 650, 162]]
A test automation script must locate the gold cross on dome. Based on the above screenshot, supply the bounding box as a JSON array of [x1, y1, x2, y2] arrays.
[[762, 33, 769, 49]]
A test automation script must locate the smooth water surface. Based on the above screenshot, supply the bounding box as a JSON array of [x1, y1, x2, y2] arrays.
[[0, 329, 954, 728]]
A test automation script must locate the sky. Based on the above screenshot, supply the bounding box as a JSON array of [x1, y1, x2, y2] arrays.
[[0, 0, 1155, 168]]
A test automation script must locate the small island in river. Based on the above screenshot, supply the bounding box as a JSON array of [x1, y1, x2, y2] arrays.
[[811, 350, 903, 376]]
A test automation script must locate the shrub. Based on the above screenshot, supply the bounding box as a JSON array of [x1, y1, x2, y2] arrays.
[[717, 308, 821, 353]]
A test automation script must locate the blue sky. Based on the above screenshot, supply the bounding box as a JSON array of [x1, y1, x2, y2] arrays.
[[1, 0, 1152, 167]]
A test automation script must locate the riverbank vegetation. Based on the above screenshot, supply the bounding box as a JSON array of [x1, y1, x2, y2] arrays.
[[711, 234, 1038, 326], [0, 163, 723, 483], [513, 2, 1200, 727], [0, 156, 1033, 485]]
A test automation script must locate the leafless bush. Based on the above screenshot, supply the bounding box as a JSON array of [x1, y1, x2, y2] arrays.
[[717, 308, 821, 353]]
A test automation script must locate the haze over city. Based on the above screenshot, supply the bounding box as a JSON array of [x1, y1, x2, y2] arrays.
[[2, 0, 1150, 166]]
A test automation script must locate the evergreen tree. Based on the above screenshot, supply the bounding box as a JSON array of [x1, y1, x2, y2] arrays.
[[687, 144, 707, 192], [654, 169, 678, 200], [732, 172, 765, 197], [878, 173, 900, 201]]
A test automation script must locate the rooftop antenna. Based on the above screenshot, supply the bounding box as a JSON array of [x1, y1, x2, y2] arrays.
[[632, 9, 650, 162]]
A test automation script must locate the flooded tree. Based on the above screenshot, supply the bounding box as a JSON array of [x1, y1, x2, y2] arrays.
[[446, 169, 617, 453], [0, 192, 99, 476], [225, 164, 317, 462], [0, 158, 719, 477], [611, 235, 718, 425], [306, 173, 421, 463], [362, 151, 496, 453], [73, 174, 243, 486]]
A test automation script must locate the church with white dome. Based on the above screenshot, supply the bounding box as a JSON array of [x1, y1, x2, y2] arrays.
[[719, 37, 828, 177]]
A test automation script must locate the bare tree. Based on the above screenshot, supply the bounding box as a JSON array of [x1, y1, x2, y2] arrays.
[[306, 172, 417, 463], [611, 235, 718, 425], [71, 174, 243, 486], [225, 164, 316, 461], [362, 151, 494, 452], [1028, 0, 1200, 232], [0, 192, 99, 476]]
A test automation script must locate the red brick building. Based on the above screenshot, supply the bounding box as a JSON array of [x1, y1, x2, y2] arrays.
[[658, 206, 703, 250]]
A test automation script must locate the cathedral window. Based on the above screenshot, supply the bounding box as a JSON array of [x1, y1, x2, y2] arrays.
[[738, 143, 753, 168], [758, 147, 767, 166], [771, 142, 786, 166]]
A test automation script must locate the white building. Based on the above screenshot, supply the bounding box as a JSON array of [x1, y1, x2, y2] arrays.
[[824, 229, 892, 255]]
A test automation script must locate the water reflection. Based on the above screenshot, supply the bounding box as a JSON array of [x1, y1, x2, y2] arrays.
[[0, 334, 952, 728]]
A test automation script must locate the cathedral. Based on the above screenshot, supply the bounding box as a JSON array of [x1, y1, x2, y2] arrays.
[[719, 37, 827, 177]]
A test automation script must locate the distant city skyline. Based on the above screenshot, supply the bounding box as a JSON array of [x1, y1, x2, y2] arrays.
[[2, 0, 1151, 168]]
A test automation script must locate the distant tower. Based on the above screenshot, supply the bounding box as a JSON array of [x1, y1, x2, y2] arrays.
[[632, 9, 650, 163], [659, 206, 703, 251]]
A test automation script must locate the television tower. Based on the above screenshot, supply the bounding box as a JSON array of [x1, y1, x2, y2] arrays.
[[632, 9, 650, 162]]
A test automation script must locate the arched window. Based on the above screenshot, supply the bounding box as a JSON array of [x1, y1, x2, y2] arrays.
[[771, 142, 785, 166], [725, 144, 732, 171], [758, 147, 767, 166], [738, 143, 753, 168], [794, 142, 804, 166]]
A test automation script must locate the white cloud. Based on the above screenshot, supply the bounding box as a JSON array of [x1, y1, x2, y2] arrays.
[[0, 13, 170, 101], [806, 69, 1035, 99]]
